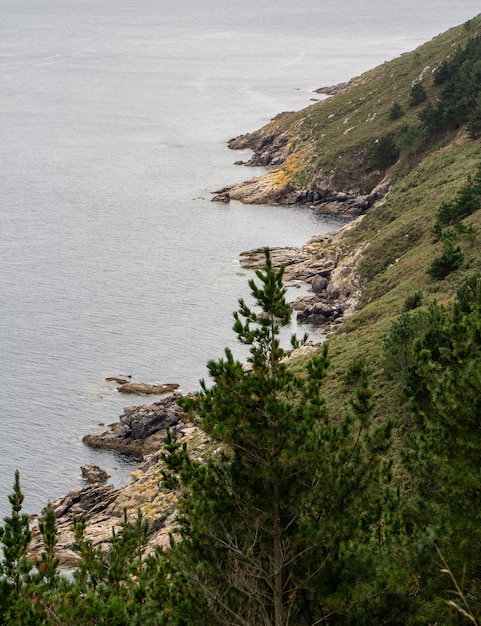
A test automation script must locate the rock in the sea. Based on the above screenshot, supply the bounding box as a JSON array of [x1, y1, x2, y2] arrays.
[[117, 382, 179, 395], [83, 393, 184, 455], [105, 376, 131, 384], [81, 463, 110, 483]]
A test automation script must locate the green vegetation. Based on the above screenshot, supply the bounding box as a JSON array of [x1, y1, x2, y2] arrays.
[[388, 102, 405, 121], [254, 14, 481, 193], [171, 251, 392, 625], [2, 14, 481, 625], [368, 134, 400, 170], [2, 257, 481, 624], [419, 34, 481, 136], [408, 81, 427, 107]]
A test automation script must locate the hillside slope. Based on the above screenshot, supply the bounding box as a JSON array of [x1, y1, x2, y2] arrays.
[[214, 15, 481, 215], [221, 14, 481, 423]]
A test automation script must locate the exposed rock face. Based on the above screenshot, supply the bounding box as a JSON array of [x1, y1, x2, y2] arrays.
[[228, 127, 293, 168], [213, 171, 391, 218], [239, 218, 367, 329], [83, 393, 184, 456], [30, 418, 210, 566]]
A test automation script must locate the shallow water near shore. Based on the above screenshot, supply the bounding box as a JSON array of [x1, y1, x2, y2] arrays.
[[0, 0, 479, 518]]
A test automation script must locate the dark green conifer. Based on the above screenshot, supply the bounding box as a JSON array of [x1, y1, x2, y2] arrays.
[[171, 250, 392, 626], [0, 471, 32, 592], [35, 502, 60, 590]]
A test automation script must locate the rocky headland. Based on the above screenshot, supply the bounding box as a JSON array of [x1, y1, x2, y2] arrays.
[[211, 72, 392, 215]]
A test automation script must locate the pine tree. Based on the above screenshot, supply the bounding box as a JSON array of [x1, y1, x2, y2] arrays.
[[0, 471, 34, 624], [35, 502, 60, 590], [401, 275, 481, 620], [0, 471, 32, 592], [168, 249, 392, 626]]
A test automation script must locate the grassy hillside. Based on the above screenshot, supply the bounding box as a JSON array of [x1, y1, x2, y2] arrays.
[[232, 15, 481, 199], [262, 15, 481, 428]]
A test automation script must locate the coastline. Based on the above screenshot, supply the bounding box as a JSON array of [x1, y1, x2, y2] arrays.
[[29, 216, 370, 564]]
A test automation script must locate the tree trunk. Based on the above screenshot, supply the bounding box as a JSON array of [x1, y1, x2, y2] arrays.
[[273, 477, 284, 626]]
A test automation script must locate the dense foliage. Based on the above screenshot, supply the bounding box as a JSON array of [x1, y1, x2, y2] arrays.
[[171, 251, 392, 625], [1, 255, 481, 624], [419, 34, 481, 137]]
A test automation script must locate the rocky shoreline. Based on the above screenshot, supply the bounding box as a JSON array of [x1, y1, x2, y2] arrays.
[[29, 215, 372, 565], [240, 217, 367, 327], [29, 72, 384, 563], [30, 393, 209, 565]]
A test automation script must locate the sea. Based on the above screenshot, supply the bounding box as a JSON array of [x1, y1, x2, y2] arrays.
[[0, 0, 479, 519]]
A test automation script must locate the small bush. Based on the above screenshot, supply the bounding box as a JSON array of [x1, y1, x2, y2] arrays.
[[433, 163, 481, 239], [369, 135, 400, 169], [403, 291, 424, 311], [389, 102, 405, 121], [397, 124, 421, 149], [428, 235, 464, 280], [409, 82, 428, 107], [343, 358, 369, 386]]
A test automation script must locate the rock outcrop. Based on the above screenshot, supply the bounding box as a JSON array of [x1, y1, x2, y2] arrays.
[[30, 406, 210, 566], [213, 173, 391, 218], [239, 218, 367, 329], [117, 382, 179, 395], [83, 393, 184, 456], [81, 464, 110, 483]]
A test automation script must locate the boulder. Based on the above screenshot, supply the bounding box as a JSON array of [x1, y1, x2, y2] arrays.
[[311, 275, 329, 293], [81, 464, 110, 483]]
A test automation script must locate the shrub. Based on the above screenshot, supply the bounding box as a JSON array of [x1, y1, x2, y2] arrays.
[[403, 291, 424, 311], [369, 135, 400, 169], [389, 102, 405, 120], [428, 228, 465, 279], [409, 82, 428, 107]]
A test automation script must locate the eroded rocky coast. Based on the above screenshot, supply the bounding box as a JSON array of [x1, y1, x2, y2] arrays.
[[29, 211, 375, 564]]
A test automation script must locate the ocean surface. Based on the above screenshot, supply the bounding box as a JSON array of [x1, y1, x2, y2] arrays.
[[0, 0, 479, 518]]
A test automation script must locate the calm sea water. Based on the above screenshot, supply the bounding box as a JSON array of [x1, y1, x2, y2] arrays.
[[0, 0, 479, 517]]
